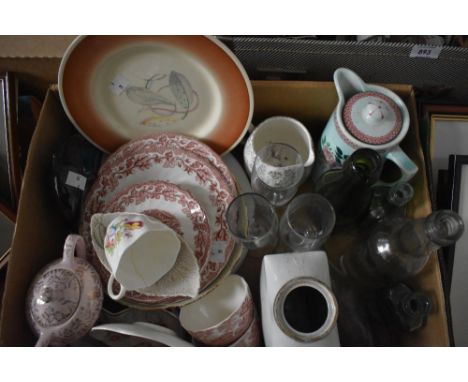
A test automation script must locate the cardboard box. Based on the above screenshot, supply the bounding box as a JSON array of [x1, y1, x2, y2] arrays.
[[0, 78, 449, 346], [0, 36, 75, 99], [243, 82, 449, 347]]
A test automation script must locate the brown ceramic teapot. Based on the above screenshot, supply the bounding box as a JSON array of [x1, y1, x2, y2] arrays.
[[25, 234, 103, 346]]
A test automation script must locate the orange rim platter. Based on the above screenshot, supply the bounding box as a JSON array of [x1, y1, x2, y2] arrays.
[[58, 35, 253, 155]]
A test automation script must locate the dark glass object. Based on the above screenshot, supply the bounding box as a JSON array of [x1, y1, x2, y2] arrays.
[[382, 283, 431, 332], [52, 134, 103, 229], [332, 268, 432, 345], [315, 148, 383, 228], [340, 210, 465, 288], [330, 266, 376, 346]]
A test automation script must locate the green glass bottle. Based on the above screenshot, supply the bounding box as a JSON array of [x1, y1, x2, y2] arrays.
[[315, 148, 383, 228]]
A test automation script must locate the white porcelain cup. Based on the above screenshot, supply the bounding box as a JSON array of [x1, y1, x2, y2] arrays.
[[100, 213, 181, 300], [244, 116, 315, 180]]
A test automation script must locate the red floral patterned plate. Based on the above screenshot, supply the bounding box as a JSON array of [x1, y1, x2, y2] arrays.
[[80, 140, 235, 291], [98, 132, 238, 196]]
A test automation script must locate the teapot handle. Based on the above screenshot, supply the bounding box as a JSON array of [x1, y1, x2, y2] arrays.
[[63, 234, 86, 263], [379, 146, 419, 185], [35, 331, 53, 347]]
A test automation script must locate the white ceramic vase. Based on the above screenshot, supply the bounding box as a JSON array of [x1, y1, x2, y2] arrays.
[[260, 251, 340, 347]]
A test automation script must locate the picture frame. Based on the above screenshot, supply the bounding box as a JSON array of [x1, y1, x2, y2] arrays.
[[447, 154, 468, 346], [445, 155, 468, 287], [417, 105, 468, 346], [430, 115, 468, 191], [0, 206, 14, 271], [0, 248, 9, 272], [0, 72, 20, 211], [418, 103, 468, 207]]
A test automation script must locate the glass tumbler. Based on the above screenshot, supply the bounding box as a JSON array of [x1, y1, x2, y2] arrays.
[[251, 143, 304, 207], [226, 193, 279, 250], [280, 193, 336, 251]]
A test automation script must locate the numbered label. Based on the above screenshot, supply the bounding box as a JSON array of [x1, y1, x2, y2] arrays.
[[210, 241, 226, 263], [410, 45, 442, 59], [109, 74, 129, 96], [65, 171, 87, 191]]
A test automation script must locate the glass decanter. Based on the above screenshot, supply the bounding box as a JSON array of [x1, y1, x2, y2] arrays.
[[360, 182, 414, 230], [340, 210, 464, 288]]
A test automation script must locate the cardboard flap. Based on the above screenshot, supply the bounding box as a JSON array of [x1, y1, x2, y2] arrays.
[[0, 89, 76, 346], [0, 36, 75, 59]]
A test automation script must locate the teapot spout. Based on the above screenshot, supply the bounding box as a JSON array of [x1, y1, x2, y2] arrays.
[[334, 68, 367, 105]]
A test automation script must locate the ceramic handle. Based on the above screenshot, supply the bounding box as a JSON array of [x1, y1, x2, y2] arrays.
[[107, 275, 127, 300], [35, 332, 52, 347], [63, 234, 86, 263], [382, 146, 419, 185]]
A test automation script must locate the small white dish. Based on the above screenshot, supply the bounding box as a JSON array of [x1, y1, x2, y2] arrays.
[[222, 152, 252, 194], [90, 322, 194, 347]]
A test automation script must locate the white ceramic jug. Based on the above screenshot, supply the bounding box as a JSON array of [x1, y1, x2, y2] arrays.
[[315, 68, 418, 184], [243, 116, 315, 180]]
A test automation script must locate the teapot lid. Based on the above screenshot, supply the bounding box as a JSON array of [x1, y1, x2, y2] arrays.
[[29, 268, 81, 329], [343, 91, 403, 145]]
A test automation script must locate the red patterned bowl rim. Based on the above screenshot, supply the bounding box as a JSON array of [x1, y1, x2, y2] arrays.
[[98, 131, 238, 197]]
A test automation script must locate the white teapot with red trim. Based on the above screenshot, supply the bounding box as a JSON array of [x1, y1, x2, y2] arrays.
[[314, 68, 418, 184]]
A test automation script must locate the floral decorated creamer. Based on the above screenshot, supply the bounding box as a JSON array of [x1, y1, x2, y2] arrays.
[[91, 212, 181, 300]]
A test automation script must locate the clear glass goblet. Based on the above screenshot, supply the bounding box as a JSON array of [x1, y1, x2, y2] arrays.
[[280, 193, 336, 251], [251, 143, 304, 207], [226, 192, 279, 250]]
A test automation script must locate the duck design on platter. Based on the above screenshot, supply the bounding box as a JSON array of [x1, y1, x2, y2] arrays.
[[122, 71, 200, 128]]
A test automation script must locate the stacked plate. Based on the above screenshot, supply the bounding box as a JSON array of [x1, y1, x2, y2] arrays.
[[60, 35, 254, 309], [79, 132, 243, 309]]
